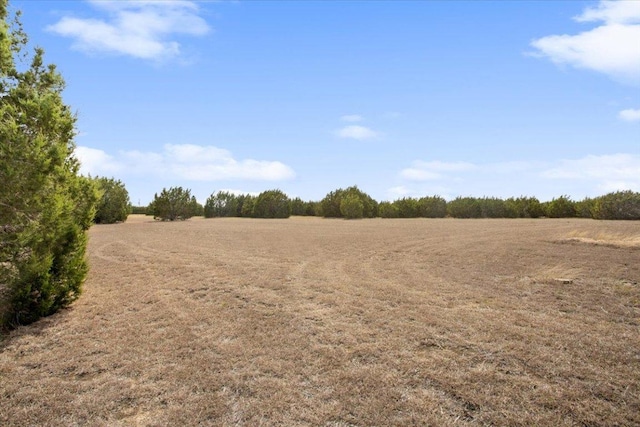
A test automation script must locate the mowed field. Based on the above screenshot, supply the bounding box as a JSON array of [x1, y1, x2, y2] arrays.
[[1, 216, 639, 426]]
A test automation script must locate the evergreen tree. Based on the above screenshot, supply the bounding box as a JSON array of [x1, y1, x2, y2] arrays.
[[378, 201, 399, 218], [252, 189, 290, 218], [545, 196, 576, 218], [320, 186, 377, 218], [340, 194, 364, 219], [417, 196, 447, 218], [592, 191, 640, 220], [1, 1, 98, 328], [150, 187, 201, 221], [93, 176, 131, 224], [204, 191, 239, 218]]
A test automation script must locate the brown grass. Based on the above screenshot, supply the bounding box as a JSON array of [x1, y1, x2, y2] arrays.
[[1, 216, 639, 426], [562, 229, 640, 249]]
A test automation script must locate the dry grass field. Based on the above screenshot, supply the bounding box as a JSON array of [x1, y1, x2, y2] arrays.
[[1, 215, 639, 426]]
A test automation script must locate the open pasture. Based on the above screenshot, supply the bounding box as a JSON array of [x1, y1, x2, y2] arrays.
[[1, 216, 639, 426]]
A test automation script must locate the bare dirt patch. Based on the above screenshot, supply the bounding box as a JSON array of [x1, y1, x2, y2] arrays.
[[1, 216, 639, 426]]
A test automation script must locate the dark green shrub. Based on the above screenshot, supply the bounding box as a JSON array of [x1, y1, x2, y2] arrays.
[[447, 197, 482, 218], [93, 177, 131, 224], [252, 189, 290, 218], [340, 194, 364, 219], [289, 198, 319, 216], [478, 197, 507, 218], [575, 197, 596, 219], [204, 191, 239, 218], [379, 202, 399, 218], [240, 195, 256, 217], [150, 187, 201, 221], [393, 198, 419, 218], [130, 206, 147, 215], [417, 196, 447, 218], [319, 189, 342, 218], [592, 191, 640, 220], [320, 186, 377, 218], [546, 196, 576, 218], [290, 197, 307, 216], [1, 6, 98, 328], [305, 201, 320, 216], [505, 197, 543, 218]]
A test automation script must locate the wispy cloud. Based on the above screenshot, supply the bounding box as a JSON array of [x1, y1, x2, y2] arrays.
[[47, 0, 210, 61], [397, 154, 639, 199], [400, 160, 477, 181], [335, 125, 378, 140], [75, 146, 123, 175], [619, 108, 640, 122], [530, 0, 640, 86], [387, 186, 412, 198], [541, 154, 640, 193], [76, 143, 296, 181]]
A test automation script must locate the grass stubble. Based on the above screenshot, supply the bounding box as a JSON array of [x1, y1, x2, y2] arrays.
[[1, 216, 638, 426]]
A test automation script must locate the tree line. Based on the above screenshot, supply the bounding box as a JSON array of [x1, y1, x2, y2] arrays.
[[141, 186, 640, 221]]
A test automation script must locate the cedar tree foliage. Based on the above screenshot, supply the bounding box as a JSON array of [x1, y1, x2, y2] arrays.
[[0, 0, 98, 329], [150, 187, 202, 221], [93, 176, 131, 224]]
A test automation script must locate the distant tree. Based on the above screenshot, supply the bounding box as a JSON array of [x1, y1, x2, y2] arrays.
[[130, 205, 147, 215], [505, 196, 543, 218], [252, 189, 291, 218], [592, 191, 640, 220], [1, 2, 98, 328], [417, 196, 447, 218], [229, 194, 247, 217], [575, 197, 595, 219], [204, 191, 238, 218], [393, 198, 419, 218], [446, 197, 505, 218], [150, 187, 201, 221], [192, 200, 204, 217], [304, 201, 320, 216], [320, 186, 377, 218], [447, 197, 482, 218], [93, 177, 131, 224], [290, 197, 307, 216], [545, 196, 576, 218], [340, 193, 364, 219], [240, 195, 256, 217], [379, 202, 399, 218], [478, 197, 507, 218], [319, 189, 342, 218]]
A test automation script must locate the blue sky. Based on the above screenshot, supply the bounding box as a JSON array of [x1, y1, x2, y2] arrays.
[[13, 0, 640, 205]]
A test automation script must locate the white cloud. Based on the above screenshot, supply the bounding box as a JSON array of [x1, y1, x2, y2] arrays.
[[387, 186, 413, 199], [619, 108, 640, 122], [388, 186, 410, 197], [530, 0, 640, 85], [541, 153, 640, 185], [336, 125, 379, 140], [400, 160, 477, 181], [340, 114, 363, 122], [75, 146, 123, 175], [76, 143, 296, 181], [397, 154, 639, 199], [575, 0, 640, 25], [47, 0, 210, 61]]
